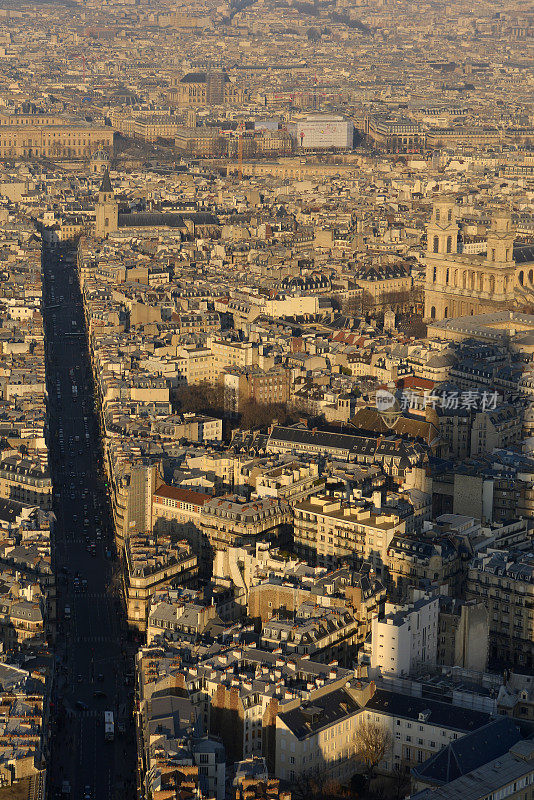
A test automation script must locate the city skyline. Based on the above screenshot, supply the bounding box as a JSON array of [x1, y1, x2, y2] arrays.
[[0, 2, 531, 800]]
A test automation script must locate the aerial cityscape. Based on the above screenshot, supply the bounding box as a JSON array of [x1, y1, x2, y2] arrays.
[[0, 0, 532, 799]]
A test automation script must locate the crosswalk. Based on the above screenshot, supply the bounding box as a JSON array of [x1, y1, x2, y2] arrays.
[[65, 537, 98, 545], [74, 635, 118, 644], [79, 709, 120, 721]]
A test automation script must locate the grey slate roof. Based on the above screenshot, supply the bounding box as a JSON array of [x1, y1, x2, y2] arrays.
[[365, 688, 493, 732], [411, 717, 523, 787], [279, 687, 360, 740]]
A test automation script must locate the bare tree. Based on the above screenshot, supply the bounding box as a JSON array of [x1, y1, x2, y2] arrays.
[[172, 381, 225, 417], [354, 720, 392, 778], [292, 768, 355, 800], [391, 763, 411, 800]]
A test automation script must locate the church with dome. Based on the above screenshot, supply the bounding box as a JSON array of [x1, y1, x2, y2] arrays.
[[424, 198, 534, 321]]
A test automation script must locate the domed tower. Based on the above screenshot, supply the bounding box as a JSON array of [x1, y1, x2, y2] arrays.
[[90, 148, 110, 176], [95, 170, 118, 238]]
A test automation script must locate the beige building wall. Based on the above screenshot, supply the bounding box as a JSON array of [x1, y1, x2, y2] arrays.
[[294, 494, 405, 574], [0, 123, 113, 159]]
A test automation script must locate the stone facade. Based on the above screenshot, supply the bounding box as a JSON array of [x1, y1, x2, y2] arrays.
[[424, 199, 530, 321]]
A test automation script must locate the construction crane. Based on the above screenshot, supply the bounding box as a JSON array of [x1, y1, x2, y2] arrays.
[[237, 121, 244, 181], [69, 53, 88, 82]]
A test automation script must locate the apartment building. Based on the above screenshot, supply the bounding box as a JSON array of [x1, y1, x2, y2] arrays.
[[127, 115, 184, 143], [200, 496, 292, 570], [208, 338, 256, 375], [253, 461, 323, 503], [385, 531, 466, 601], [199, 649, 353, 769], [498, 673, 534, 722], [0, 687, 46, 793], [178, 312, 220, 336], [247, 563, 385, 635], [437, 598, 489, 673], [0, 596, 44, 651], [267, 426, 428, 482], [466, 550, 534, 671], [469, 406, 523, 457], [152, 484, 211, 527], [275, 687, 362, 784], [176, 345, 217, 385], [352, 262, 413, 308], [186, 452, 243, 493], [111, 461, 161, 548], [293, 494, 405, 573], [359, 684, 492, 773], [222, 366, 291, 414], [151, 484, 212, 562], [234, 765, 290, 800], [123, 534, 198, 629], [0, 457, 52, 509], [371, 594, 439, 678], [147, 595, 219, 645], [261, 607, 360, 666], [437, 405, 522, 460], [150, 413, 222, 443]]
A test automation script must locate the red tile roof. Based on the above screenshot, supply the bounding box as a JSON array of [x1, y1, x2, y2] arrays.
[[153, 484, 211, 506]]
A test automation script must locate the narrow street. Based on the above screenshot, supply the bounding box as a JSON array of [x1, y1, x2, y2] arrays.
[[42, 243, 137, 800]]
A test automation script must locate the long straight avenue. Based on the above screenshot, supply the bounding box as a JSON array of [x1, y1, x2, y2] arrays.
[[42, 243, 137, 800]]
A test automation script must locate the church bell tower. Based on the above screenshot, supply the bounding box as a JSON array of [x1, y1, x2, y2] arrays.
[[95, 170, 118, 238]]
